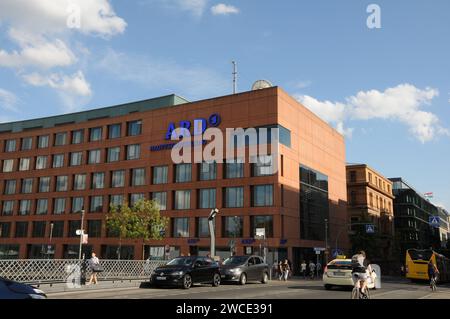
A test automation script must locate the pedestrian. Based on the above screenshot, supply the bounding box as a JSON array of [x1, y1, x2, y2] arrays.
[[300, 260, 307, 279], [287, 259, 293, 278], [308, 260, 316, 279], [278, 261, 283, 280], [87, 252, 101, 285], [272, 260, 278, 279], [279, 259, 290, 281], [316, 261, 322, 277]]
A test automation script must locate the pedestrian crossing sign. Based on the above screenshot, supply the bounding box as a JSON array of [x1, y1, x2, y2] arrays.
[[365, 224, 375, 234], [429, 216, 440, 228]]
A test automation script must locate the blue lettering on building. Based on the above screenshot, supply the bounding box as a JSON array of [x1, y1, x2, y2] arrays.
[[164, 113, 221, 141]]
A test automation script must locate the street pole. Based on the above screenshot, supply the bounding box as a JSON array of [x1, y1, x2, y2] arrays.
[[78, 209, 85, 260], [48, 222, 54, 259], [324, 218, 328, 262], [208, 209, 219, 258]]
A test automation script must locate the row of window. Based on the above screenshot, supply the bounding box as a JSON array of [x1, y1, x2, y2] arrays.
[[0, 185, 274, 216], [2, 120, 142, 152], [1, 144, 140, 172], [0, 215, 274, 239]]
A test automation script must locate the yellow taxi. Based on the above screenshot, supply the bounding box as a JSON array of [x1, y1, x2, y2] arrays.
[[322, 257, 376, 290]]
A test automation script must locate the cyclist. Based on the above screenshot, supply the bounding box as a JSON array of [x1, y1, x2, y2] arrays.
[[428, 260, 439, 290], [351, 250, 372, 298]]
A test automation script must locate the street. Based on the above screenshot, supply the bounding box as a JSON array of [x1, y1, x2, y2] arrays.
[[47, 278, 450, 299]]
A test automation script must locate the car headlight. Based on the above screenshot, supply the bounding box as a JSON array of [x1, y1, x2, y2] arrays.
[[229, 268, 241, 274], [171, 271, 184, 276]]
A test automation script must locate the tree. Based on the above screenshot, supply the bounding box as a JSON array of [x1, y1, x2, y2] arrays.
[[105, 199, 169, 259]]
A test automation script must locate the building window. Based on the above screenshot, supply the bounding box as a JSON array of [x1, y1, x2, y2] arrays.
[[199, 188, 216, 209], [36, 155, 47, 169], [252, 155, 274, 176], [196, 217, 211, 238], [19, 200, 31, 216], [350, 171, 356, 183], [73, 174, 86, 190], [110, 195, 124, 207], [251, 216, 274, 238], [172, 218, 189, 237], [72, 130, 84, 144], [3, 159, 14, 172], [70, 152, 83, 166], [68, 220, 81, 237], [111, 170, 125, 188], [350, 191, 357, 205], [15, 222, 28, 238], [69, 196, 83, 214], [174, 190, 191, 210], [2, 201, 14, 216], [131, 168, 146, 186], [126, 144, 140, 160], [107, 147, 120, 162], [90, 196, 103, 213], [299, 165, 329, 241], [90, 127, 103, 142], [4, 180, 16, 195], [222, 216, 243, 238], [88, 220, 102, 238], [21, 137, 33, 151], [21, 178, 33, 194], [224, 187, 244, 208], [175, 163, 192, 183], [127, 120, 142, 136], [54, 132, 67, 146], [32, 221, 46, 238], [0, 222, 11, 238], [152, 166, 168, 184], [56, 176, 68, 192], [19, 158, 31, 171], [92, 172, 105, 189], [199, 162, 216, 181], [38, 135, 49, 148], [369, 193, 374, 207], [368, 172, 372, 184], [54, 198, 66, 215], [152, 192, 167, 210], [226, 159, 244, 178], [52, 154, 65, 168], [108, 124, 121, 139], [36, 199, 48, 215], [252, 185, 273, 207], [130, 193, 145, 206], [4, 139, 16, 152], [51, 221, 64, 237], [88, 149, 101, 164], [38, 177, 50, 193]]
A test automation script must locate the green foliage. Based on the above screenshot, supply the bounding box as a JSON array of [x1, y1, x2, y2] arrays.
[[106, 199, 168, 242]]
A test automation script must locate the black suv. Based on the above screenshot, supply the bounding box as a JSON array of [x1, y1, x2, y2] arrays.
[[151, 256, 221, 289], [220, 255, 269, 285]]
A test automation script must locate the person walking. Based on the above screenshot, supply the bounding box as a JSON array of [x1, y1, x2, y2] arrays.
[[300, 260, 307, 279], [272, 260, 279, 279], [278, 260, 283, 280], [281, 259, 290, 281], [316, 261, 322, 277], [308, 260, 316, 279], [87, 252, 101, 285]]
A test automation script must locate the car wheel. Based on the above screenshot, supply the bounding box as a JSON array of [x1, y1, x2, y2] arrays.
[[261, 272, 269, 284], [239, 273, 247, 285], [212, 273, 221, 287], [324, 284, 332, 290], [182, 274, 192, 289]]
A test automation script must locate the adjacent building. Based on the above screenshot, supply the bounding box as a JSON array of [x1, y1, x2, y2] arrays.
[[389, 178, 440, 256], [0, 86, 347, 266], [346, 164, 395, 260], [437, 207, 449, 248]]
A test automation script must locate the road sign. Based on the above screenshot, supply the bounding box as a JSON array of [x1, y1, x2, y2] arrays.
[[315, 250, 321, 255], [164, 244, 170, 253], [429, 216, 440, 228], [82, 234, 88, 244], [255, 228, 265, 239], [314, 247, 326, 252], [75, 229, 83, 236], [365, 224, 375, 234]]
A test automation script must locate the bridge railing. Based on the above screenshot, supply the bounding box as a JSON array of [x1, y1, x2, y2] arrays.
[[0, 259, 167, 285]]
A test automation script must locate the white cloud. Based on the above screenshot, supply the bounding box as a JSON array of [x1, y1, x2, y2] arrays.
[[97, 49, 228, 100], [295, 84, 449, 143], [0, 88, 18, 112], [211, 3, 239, 15], [22, 71, 92, 111]]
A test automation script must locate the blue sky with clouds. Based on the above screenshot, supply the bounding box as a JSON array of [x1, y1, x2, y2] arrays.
[[0, 0, 449, 208]]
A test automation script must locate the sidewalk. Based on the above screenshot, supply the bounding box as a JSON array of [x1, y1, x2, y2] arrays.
[[36, 279, 149, 294]]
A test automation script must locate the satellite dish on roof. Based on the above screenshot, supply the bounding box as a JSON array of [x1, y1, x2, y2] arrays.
[[251, 79, 273, 90]]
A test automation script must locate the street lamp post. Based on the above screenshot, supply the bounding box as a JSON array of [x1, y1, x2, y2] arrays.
[[324, 218, 329, 262], [78, 208, 85, 260], [208, 208, 219, 258], [48, 222, 54, 259]]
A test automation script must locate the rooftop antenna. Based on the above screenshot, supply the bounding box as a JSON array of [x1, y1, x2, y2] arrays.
[[232, 61, 237, 94]]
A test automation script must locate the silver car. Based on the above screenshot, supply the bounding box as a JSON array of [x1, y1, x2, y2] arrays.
[[220, 255, 269, 285]]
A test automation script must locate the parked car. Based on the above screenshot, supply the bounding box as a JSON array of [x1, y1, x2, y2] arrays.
[[0, 277, 47, 299], [220, 255, 269, 285], [322, 258, 376, 290], [150, 256, 221, 289]]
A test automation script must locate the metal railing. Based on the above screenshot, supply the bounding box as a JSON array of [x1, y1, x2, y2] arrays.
[[0, 259, 167, 284]]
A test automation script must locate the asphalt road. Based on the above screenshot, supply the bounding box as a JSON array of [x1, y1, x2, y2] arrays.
[[47, 278, 450, 299]]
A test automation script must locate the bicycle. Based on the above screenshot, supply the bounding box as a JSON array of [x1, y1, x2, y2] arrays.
[[351, 284, 371, 299]]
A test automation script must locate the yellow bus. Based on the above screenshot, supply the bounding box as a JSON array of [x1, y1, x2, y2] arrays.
[[406, 249, 450, 282]]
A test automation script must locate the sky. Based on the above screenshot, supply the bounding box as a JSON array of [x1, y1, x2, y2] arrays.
[[0, 0, 449, 209]]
